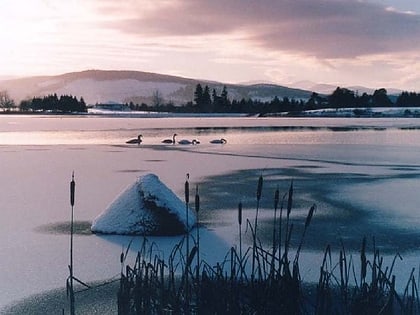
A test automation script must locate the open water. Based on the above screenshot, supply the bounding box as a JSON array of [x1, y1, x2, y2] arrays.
[[1, 114, 420, 310]]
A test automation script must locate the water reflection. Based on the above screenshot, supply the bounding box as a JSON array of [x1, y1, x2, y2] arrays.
[[2, 126, 420, 146], [35, 221, 93, 235]]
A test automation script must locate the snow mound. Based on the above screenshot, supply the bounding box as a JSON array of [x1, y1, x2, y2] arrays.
[[91, 174, 196, 235]]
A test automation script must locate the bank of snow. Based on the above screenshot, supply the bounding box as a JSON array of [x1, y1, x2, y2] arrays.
[[91, 174, 196, 235], [301, 107, 420, 118]]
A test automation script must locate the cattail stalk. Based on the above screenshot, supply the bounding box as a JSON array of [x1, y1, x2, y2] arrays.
[[283, 181, 293, 270], [278, 192, 286, 274], [252, 175, 263, 280], [69, 172, 76, 315], [271, 187, 279, 273], [184, 173, 190, 311], [361, 236, 367, 285], [254, 174, 263, 233], [195, 185, 200, 283], [294, 204, 316, 265], [238, 201, 243, 272]]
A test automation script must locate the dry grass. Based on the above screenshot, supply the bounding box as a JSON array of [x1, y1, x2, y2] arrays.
[[116, 176, 420, 314]]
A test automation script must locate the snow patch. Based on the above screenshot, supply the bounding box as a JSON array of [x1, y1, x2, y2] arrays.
[[91, 174, 196, 235]]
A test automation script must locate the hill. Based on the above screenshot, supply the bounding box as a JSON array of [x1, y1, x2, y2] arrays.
[[291, 80, 403, 96], [0, 70, 313, 105]]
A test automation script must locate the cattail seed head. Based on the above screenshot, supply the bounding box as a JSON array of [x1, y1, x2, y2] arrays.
[[287, 180, 293, 216], [304, 204, 316, 229], [256, 175, 263, 201], [184, 177, 189, 204], [274, 186, 279, 210], [195, 185, 200, 213], [70, 172, 75, 207]]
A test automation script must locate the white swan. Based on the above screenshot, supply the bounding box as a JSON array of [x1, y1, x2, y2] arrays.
[[210, 138, 227, 144], [126, 134, 142, 145], [162, 133, 177, 144], [178, 139, 200, 145]]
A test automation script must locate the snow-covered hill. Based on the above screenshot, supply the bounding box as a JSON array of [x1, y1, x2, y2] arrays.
[[291, 80, 403, 96], [0, 70, 313, 105]]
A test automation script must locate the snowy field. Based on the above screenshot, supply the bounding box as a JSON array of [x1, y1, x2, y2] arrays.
[[1, 115, 420, 312]]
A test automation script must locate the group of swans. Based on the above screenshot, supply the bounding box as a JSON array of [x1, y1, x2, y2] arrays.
[[126, 133, 227, 145], [162, 134, 201, 145]]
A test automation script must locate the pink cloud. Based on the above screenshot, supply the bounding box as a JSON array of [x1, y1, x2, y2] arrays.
[[97, 0, 420, 58]]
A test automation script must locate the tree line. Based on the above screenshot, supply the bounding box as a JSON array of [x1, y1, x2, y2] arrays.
[[128, 84, 420, 115], [2, 85, 420, 114], [0, 92, 87, 113], [20, 94, 87, 112], [128, 84, 307, 114]]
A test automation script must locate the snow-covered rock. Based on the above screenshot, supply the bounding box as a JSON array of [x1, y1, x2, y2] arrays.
[[91, 174, 196, 235]]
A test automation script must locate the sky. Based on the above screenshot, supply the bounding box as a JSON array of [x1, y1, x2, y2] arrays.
[[0, 0, 419, 90]]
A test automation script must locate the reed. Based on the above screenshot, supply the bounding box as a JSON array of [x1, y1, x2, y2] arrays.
[[251, 174, 263, 280], [270, 186, 279, 276], [184, 173, 190, 313], [237, 201, 243, 279], [194, 185, 200, 283], [116, 175, 419, 315]]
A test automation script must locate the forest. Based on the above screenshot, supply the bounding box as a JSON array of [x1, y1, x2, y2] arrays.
[[0, 92, 87, 113], [128, 84, 420, 115], [1, 84, 420, 114]]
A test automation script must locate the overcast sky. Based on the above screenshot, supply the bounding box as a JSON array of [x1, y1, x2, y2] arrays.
[[0, 0, 419, 90]]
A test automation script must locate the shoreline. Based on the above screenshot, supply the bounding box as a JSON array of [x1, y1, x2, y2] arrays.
[[2, 106, 420, 119]]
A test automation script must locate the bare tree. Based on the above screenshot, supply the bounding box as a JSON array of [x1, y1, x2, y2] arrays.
[[0, 90, 16, 111], [152, 89, 163, 107]]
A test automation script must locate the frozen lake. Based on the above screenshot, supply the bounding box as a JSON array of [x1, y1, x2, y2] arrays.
[[1, 115, 420, 310]]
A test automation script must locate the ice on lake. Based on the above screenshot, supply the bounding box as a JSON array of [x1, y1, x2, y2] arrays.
[[1, 115, 420, 309]]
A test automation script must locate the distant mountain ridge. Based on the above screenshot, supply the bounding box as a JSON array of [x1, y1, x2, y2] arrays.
[[0, 70, 313, 105], [291, 80, 403, 96], [0, 70, 405, 106]]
